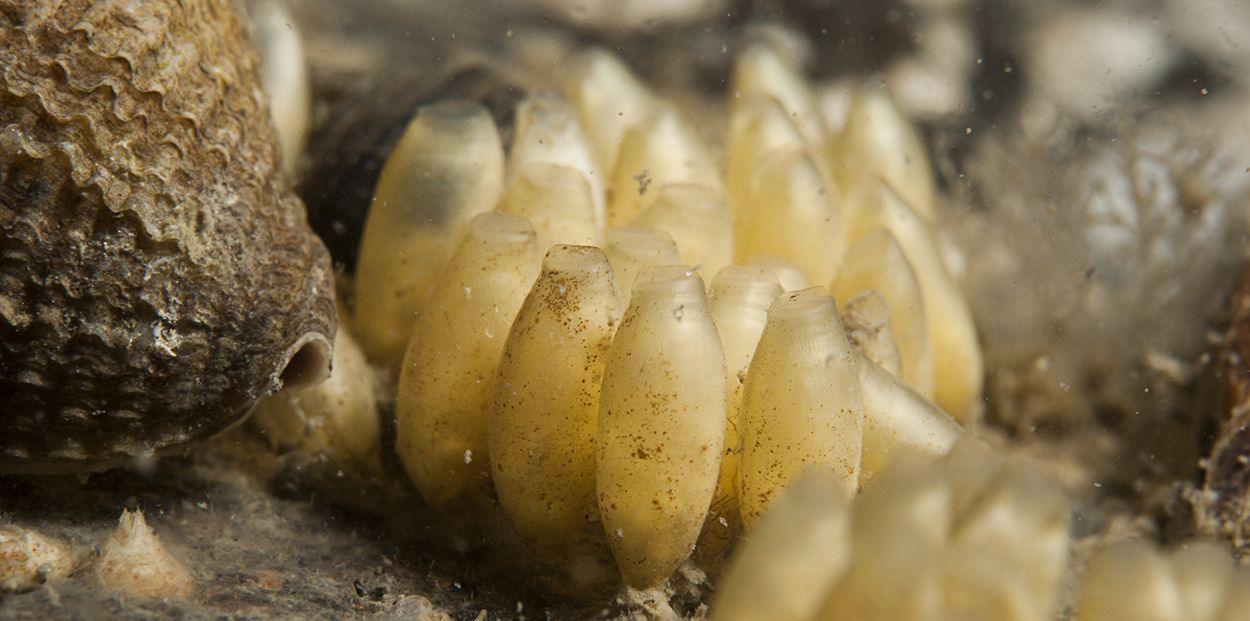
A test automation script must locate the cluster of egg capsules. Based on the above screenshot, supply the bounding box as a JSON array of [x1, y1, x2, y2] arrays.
[[713, 440, 1250, 621], [249, 43, 1248, 613], [364, 42, 975, 586]]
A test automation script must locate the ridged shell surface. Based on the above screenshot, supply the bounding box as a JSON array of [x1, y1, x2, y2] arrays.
[[0, 0, 336, 472]]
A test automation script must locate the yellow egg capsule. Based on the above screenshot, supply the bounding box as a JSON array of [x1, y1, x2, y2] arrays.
[[856, 352, 963, 485], [490, 245, 622, 555], [710, 472, 852, 621], [940, 462, 1069, 621], [735, 148, 845, 287], [816, 453, 950, 621], [354, 101, 505, 368], [563, 48, 657, 175], [396, 213, 539, 507], [1170, 543, 1237, 621], [251, 314, 383, 476], [725, 94, 807, 213], [834, 227, 935, 398], [700, 265, 783, 554], [607, 104, 723, 228], [597, 266, 727, 588], [738, 287, 864, 527], [508, 92, 606, 232], [1074, 541, 1183, 621], [497, 162, 603, 253], [731, 44, 827, 150], [748, 256, 812, 292], [841, 291, 904, 379], [1074, 540, 1247, 621], [847, 181, 983, 423], [629, 183, 734, 279], [831, 85, 937, 221], [604, 226, 681, 300]]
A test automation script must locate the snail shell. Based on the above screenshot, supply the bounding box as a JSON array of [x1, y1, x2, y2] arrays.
[[0, 0, 336, 472]]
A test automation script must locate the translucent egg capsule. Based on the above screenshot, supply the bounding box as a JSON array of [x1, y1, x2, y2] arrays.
[[856, 351, 962, 485], [735, 148, 845, 287], [941, 462, 1070, 621], [831, 85, 936, 221], [739, 287, 864, 527], [816, 453, 950, 621], [731, 44, 827, 151], [714, 440, 1073, 621], [847, 181, 982, 423], [1075, 541, 1184, 621], [842, 291, 904, 379], [629, 184, 734, 280], [251, 313, 383, 476], [1074, 540, 1248, 621], [490, 245, 622, 555], [607, 104, 723, 228], [598, 266, 726, 588], [700, 266, 784, 554], [604, 226, 682, 300], [396, 213, 539, 507], [748, 256, 812, 292], [725, 94, 808, 213], [710, 472, 852, 621], [834, 227, 935, 398], [354, 102, 505, 368], [508, 92, 606, 232], [564, 48, 657, 175], [1171, 544, 1238, 621], [497, 163, 603, 252]]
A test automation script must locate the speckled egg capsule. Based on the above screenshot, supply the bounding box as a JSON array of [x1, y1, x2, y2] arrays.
[[0, 0, 336, 472]]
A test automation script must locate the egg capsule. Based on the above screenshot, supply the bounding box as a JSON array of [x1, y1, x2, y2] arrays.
[[598, 266, 726, 588], [354, 102, 506, 368], [725, 94, 807, 213], [490, 245, 621, 556], [816, 453, 950, 621], [251, 313, 383, 476], [710, 472, 852, 621], [1215, 574, 1250, 621], [831, 85, 936, 221], [699, 265, 784, 556], [563, 48, 657, 174], [834, 227, 934, 398], [738, 287, 864, 527], [629, 183, 734, 279], [842, 291, 903, 379], [248, 0, 310, 178], [847, 180, 982, 423], [856, 352, 963, 485], [604, 226, 682, 300], [498, 162, 603, 252], [731, 44, 827, 150], [941, 462, 1070, 621], [1074, 541, 1184, 621], [508, 92, 606, 232], [1170, 543, 1236, 621], [1074, 540, 1247, 621], [735, 148, 845, 287], [396, 213, 539, 507], [607, 104, 723, 228], [748, 256, 812, 292]]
